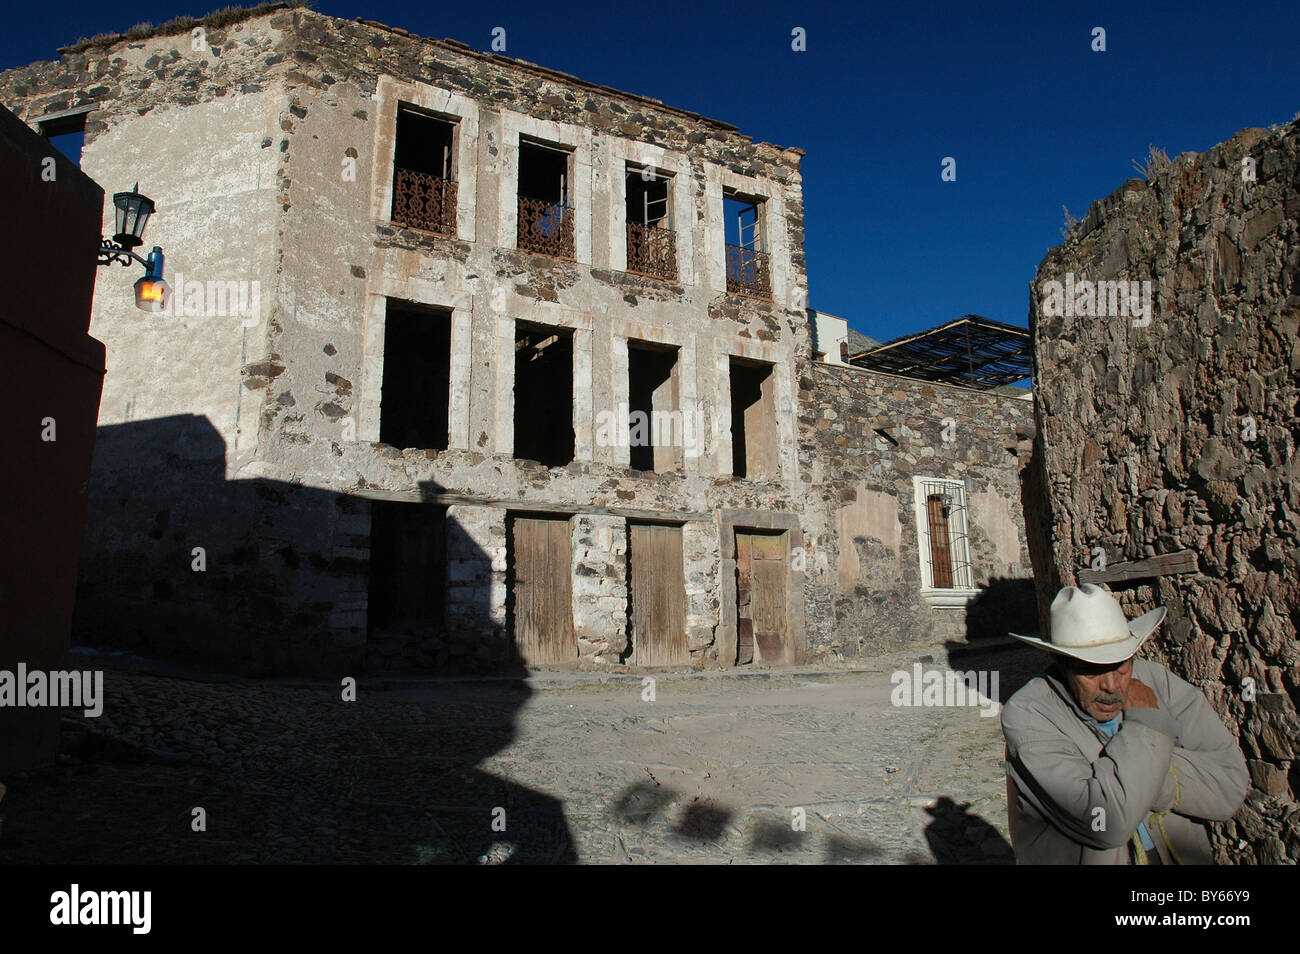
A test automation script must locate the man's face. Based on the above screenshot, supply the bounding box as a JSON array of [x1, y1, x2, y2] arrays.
[[1064, 657, 1133, 720]]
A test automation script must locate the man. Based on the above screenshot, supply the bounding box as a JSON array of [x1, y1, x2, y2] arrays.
[[1002, 583, 1248, 864]]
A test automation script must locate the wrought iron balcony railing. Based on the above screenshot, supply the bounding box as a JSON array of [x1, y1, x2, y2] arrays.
[[725, 243, 771, 300], [517, 196, 575, 259], [392, 167, 457, 236], [626, 221, 677, 281]]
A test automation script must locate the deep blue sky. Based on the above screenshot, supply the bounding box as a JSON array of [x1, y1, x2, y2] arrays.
[[4, 0, 1298, 345]]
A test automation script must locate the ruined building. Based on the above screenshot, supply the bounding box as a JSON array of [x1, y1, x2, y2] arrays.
[[2, 3, 1034, 675], [1026, 121, 1300, 863]]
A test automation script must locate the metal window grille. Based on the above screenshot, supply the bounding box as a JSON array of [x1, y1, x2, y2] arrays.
[[392, 167, 458, 236], [920, 480, 974, 589], [627, 221, 677, 280], [725, 199, 770, 298], [518, 195, 575, 259]]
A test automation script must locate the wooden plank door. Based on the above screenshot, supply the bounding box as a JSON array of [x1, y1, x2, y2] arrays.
[[735, 533, 755, 665], [628, 523, 687, 667], [735, 530, 788, 665], [925, 496, 954, 588], [512, 515, 576, 665], [748, 531, 788, 665]]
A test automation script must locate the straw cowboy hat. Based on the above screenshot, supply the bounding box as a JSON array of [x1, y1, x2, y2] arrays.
[[1010, 583, 1166, 665]]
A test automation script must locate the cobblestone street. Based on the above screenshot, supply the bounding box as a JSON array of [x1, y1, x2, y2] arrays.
[[1, 641, 1038, 864]]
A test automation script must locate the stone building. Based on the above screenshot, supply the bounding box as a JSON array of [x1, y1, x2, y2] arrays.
[[1025, 121, 1299, 863], [1, 3, 1035, 675]]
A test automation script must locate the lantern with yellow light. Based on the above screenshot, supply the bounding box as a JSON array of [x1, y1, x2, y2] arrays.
[[97, 184, 171, 312]]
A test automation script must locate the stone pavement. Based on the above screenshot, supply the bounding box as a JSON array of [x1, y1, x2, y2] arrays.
[[1, 639, 1042, 864]]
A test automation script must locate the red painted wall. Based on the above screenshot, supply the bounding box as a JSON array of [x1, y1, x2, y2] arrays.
[[0, 104, 106, 772]]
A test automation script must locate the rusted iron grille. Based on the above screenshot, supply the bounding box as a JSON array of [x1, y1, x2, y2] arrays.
[[725, 244, 771, 299], [392, 167, 457, 236], [518, 196, 575, 259], [626, 221, 677, 280]]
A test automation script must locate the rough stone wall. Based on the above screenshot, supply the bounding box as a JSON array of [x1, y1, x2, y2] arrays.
[[798, 360, 1036, 659], [1027, 121, 1300, 863], [1, 7, 812, 673]]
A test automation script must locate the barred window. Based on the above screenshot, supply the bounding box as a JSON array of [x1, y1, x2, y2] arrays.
[[390, 105, 458, 237], [625, 164, 677, 281], [913, 477, 976, 597]]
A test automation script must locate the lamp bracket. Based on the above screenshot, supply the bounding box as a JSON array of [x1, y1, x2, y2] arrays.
[[97, 239, 150, 269]]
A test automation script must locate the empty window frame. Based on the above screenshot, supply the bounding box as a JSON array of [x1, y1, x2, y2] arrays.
[[367, 500, 448, 636], [729, 358, 778, 479], [517, 138, 574, 258], [625, 164, 676, 280], [913, 477, 976, 591], [38, 110, 89, 166], [514, 322, 575, 466], [378, 301, 452, 451], [627, 341, 681, 473], [391, 105, 458, 235], [723, 189, 770, 299]]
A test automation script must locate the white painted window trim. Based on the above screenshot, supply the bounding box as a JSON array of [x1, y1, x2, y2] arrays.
[[372, 76, 480, 243], [703, 167, 789, 306], [716, 340, 794, 482], [499, 110, 593, 263], [606, 139, 691, 283], [912, 476, 981, 607], [358, 281, 472, 448]]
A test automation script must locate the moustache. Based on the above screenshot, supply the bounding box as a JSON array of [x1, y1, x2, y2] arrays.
[[1092, 692, 1125, 706]]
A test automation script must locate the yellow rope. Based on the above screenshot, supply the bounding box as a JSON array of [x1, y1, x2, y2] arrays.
[[1132, 766, 1183, 865]]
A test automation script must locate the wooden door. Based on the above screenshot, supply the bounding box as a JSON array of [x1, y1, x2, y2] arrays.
[[512, 515, 576, 665], [926, 496, 954, 588], [628, 523, 687, 667], [735, 530, 788, 666]]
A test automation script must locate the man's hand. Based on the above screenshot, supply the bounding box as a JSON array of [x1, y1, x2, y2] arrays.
[[1124, 679, 1158, 710]]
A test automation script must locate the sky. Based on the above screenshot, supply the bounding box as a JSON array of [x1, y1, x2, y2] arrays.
[[4, 0, 1298, 346]]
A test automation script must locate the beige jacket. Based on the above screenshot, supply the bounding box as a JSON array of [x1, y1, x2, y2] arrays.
[[1001, 658, 1248, 864]]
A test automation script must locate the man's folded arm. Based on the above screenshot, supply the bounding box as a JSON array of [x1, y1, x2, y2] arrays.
[[1004, 704, 1174, 850], [1158, 672, 1249, 821]]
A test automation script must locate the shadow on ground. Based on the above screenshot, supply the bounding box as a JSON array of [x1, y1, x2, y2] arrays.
[[921, 796, 1014, 864]]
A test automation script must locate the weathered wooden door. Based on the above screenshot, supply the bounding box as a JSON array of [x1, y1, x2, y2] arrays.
[[925, 495, 954, 588], [511, 515, 576, 665], [735, 530, 788, 665], [627, 522, 687, 667]]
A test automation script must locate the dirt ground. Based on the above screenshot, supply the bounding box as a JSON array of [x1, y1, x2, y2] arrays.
[[0, 639, 1042, 864]]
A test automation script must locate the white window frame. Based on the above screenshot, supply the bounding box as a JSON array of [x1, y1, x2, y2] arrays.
[[912, 476, 980, 607], [372, 77, 480, 243]]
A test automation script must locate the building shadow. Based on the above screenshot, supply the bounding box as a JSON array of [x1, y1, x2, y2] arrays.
[[922, 796, 1013, 864], [964, 577, 1038, 641], [938, 577, 1044, 702], [27, 412, 577, 863]]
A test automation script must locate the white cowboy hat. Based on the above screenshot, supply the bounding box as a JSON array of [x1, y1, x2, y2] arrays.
[[1010, 583, 1166, 665]]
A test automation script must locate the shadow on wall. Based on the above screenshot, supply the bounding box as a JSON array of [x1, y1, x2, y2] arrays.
[[934, 579, 1046, 703], [60, 412, 578, 862], [71, 413, 497, 675], [964, 577, 1038, 642]]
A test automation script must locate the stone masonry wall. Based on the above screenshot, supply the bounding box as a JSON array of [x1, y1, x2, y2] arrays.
[[1027, 120, 1300, 863], [799, 360, 1036, 659], [0, 5, 813, 674]]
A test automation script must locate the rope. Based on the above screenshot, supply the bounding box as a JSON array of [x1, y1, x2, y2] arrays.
[[1132, 765, 1183, 865]]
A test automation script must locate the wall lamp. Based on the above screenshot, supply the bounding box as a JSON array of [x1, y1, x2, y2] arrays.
[[97, 184, 171, 312]]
